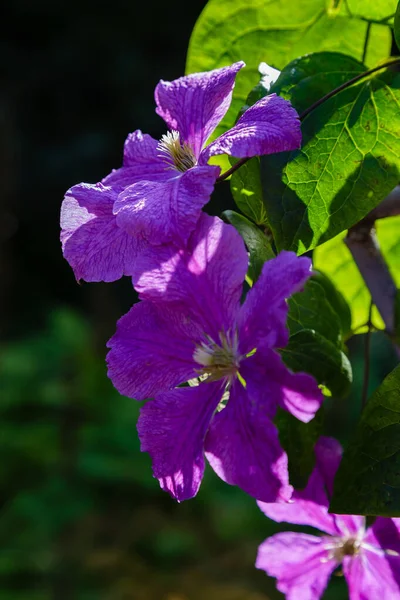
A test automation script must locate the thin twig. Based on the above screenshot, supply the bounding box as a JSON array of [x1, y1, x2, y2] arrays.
[[361, 302, 373, 409], [216, 57, 400, 183], [216, 157, 249, 183]]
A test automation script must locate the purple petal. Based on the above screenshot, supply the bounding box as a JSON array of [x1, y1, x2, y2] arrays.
[[60, 183, 143, 282], [113, 165, 220, 247], [237, 251, 312, 352], [258, 475, 339, 537], [155, 62, 245, 158], [258, 437, 352, 536], [106, 301, 203, 400], [241, 346, 322, 423], [367, 518, 400, 555], [256, 532, 336, 600], [258, 439, 339, 536], [313, 437, 364, 536], [205, 379, 292, 502], [201, 94, 301, 163], [102, 130, 170, 190], [314, 436, 342, 497], [132, 214, 248, 337], [343, 548, 400, 600], [137, 382, 223, 501]]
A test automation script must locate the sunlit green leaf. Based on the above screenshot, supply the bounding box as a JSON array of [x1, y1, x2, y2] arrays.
[[346, 0, 397, 22], [186, 0, 392, 171], [261, 66, 400, 254]]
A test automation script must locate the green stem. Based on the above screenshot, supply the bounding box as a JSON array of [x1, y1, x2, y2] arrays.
[[216, 57, 400, 183], [362, 22, 372, 64]]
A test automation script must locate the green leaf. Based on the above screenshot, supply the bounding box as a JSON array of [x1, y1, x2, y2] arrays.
[[266, 52, 366, 114], [330, 364, 400, 516], [280, 330, 352, 398], [312, 271, 352, 339], [261, 65, 400, 254], [275, 407, 324, 489], [313, 215, 400, 333], [222, 210, 275, 282], [186, 0, 392, 169], [395, 1, 400, 49], [230, 158, 268, 226], [287, 279, 343, 345], [346, 0, 397, 22]]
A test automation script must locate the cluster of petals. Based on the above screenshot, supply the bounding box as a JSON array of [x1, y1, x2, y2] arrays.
[[256, 436, 400, 600], [106, 215, 323, 502], [60, 61, 301, 284], [60, 60, 323, 504]]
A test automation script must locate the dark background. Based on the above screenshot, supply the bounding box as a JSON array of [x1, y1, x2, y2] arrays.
[[1, 2, 397, 599]]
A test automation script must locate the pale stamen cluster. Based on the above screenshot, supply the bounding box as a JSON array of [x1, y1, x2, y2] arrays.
[[322, 528, 400, 564], [193, 330, 241, 383], [157, 130, 197, 172]]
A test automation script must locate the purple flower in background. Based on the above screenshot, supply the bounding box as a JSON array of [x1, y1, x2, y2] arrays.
[[60, 61, 302, 282], [256, 436, 400, 600], [106, 214, 322, 502]]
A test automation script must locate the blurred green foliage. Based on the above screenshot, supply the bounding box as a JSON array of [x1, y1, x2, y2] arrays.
[[0, 309, 290, 599], [1, 306, 395, 599]]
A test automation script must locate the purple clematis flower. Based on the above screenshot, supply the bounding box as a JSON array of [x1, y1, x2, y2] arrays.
[[60, 61, 302, 282], [256, 436, 400, 600], [106, 214, 322, 502]]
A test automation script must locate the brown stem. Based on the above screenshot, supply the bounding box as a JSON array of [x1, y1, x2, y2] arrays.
[[345, 223, 397, 335], [216, 157, 250, 183], [357, 186, 400, 224]]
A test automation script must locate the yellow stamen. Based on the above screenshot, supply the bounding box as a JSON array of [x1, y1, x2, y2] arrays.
[[157, 130, 197, 172]]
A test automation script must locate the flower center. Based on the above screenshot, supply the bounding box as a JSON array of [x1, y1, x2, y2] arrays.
[[324, 536, 361, 562], [157, 130, 197, 172], [193, 330, 240, 382], [335, 538, 359, 560]]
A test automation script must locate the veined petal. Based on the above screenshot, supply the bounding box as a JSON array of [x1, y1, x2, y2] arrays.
[[155, 62, 245, 158], [137, 382, 223, 501], [256, 532, 336, 600], [60, 183, 143, 282], [102, 130, 170, 190], [313, 437, 364, 537], [241, 347, 322, 423], [133, 214, 248, 336], [106, 301, 202, 400], [204, 380, 292, 502], [238, 251, 312, 353], [113, 165, 220, 247], [343, 549, 400, 600], [258, 437, 347, 536], [201, 94, 301, 163], [366, 518, 400, 556]]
